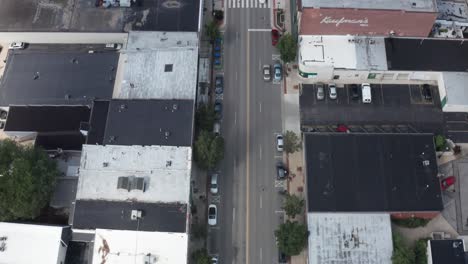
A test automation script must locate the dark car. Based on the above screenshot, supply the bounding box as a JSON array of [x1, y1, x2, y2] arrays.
[[276, 163, 288, 180], [278, 251, 288, 264], [215, 75, 223, 94], [350, 84, 359, 100], [422, 84, 432, 101], [271, 29, 280, 46], [214, 101, 223, 119]]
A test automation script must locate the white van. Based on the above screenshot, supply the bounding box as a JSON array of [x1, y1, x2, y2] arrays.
[[361, 83, 372, 104]]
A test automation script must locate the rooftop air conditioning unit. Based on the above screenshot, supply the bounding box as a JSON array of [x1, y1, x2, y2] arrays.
[[131, 210, 142, 221]]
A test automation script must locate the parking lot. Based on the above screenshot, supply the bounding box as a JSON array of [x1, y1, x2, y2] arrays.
[[300, 83, 444, 134]]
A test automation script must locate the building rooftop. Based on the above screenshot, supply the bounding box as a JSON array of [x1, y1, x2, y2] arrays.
[[76, 144, 191, 204], [115, 32, 199, 100], [72, 200, 187, 232], [88, 99, 194, 146], [429, 239, 467, 264], [301, 0, 436, 12], [299, 35, 387, 71], [305, 133, 443, 212], [441, 72, 468, 111], [385, 38, 468, 72], [0, 223, 69, 264], [0, 0, 200, 32], [436, 0, 468, 23], [300, 8, 436, 37], [307, 213, 393, 264], [0, 48, 118, 106], [92, 229, 188, 264]]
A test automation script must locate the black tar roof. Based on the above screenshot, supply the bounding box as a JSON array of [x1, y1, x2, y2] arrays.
[[430, 240, 467, 264], [72, 200, 186, 232], [86, 101, 110, 145], [0, 50, 118, 106], [385, 38, 468, 72], [89, 99, 194, 146], [305, 133, 443, 212], [35, 134, 85, 151]]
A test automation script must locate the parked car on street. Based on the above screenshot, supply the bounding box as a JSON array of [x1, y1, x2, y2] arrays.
[[213, 122, 221, 136], [350, 84, 360, 100], [9, 42, 25, 50], [215, 75, 223, 94], [279, 251, 288, 264], [328, 83, 337, 100], [361, 83, 372, 103], [211, 256, 218, 264], [276, 162, 288, 180], [274, 63, 282, 81], [208, 204, 217, 226], [276, 134, 284, 152], [263, 64, 271, 81], [422, 84, 433, 101], [210, 174, 219, 194], [271, 29, 280, 46], [316, 83, 325, 100], [441, 176, 456, 191], [214, 101, 223, 119]]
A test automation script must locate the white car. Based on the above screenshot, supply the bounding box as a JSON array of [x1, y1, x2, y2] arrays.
[[263, 65, 271, 81], [208, 204, 217, 226], [210, 174, 219, 194], [9, 42, 25, 50], [211, 256, 218, 264], [361, 83, 372, 104], [328, 83, 337, 100], [276, 134, 284, 152]]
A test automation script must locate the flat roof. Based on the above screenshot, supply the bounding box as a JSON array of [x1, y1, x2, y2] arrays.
[[301, 0, 436, 12], [300, 8, 436, 37], [72, 200, 187, 232], [92, 229, 188, 264], [385, 38, 468, 72], [0, 49, 118, 106], [0, 223, 66, 264], [305, 133, 443, 212], [299, 35, 388, 71], [116, 32, 198, 100], [430, 239, 467, 264], [437, 1, 468, 22], [442, 72, 468, 107], [76, 145, 191, 204], [0, 0, 200, 32], [308, 213, 393, 264], [94, 99, 194, 146], [35, 134, 86, 151]]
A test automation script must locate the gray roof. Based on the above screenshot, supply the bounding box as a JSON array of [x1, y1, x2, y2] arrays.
[[0, 0, 200, 32], [301, 0, 436, 12], [72, 200, 187, 233], [0, 49, 118, 106]]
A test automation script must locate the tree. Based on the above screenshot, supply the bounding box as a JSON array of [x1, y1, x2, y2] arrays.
[[194, 130, 224, 170], [283, 194, 305, 218], [191, 249, 211, 264], [275, 221, 308, 256], [434, 135, 446, 151], [205, 20, 220, 43], [195, 104, 216, 133], [414, 238, 429, 264], [283, 130, 301, 153], [277, 33, 297, 63], [392, 233, 415, 264], [213, 10, 224, 21], [0, 140, 58, 221]]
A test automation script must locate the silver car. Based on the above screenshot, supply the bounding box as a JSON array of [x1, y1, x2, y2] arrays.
[[316, 83, 325, 100], [263, 65, 271, 81], [208, 204, 217, 226], [328, 83, 337, 100]]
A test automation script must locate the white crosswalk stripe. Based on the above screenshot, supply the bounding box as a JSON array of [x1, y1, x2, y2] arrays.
[[228, 0, 271, 8]]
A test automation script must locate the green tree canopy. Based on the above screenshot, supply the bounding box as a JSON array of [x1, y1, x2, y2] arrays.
[[392, 233, 415, 264], [277, 33, 297, 63], [191, 248, 211, 264], [205, 20, 220, 43], [275, 220, 308, 256], [0, 140, 58, 221], [195, 104, 216, 133], [283, 130, 301, 154], [283, 194, 305, 218], [194, 130, 224, 170]]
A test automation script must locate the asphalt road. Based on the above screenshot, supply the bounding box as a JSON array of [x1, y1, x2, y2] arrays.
[[208, 5, 285, 264]]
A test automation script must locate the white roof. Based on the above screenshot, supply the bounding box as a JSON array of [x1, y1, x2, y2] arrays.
[[76, 144, 192, 204], [299, 35, 388, 71], [308, 213, 393, 264], [0, 223, 65, 264], [115, 32, 199, 100], [301, 0, 436, 12], [442, 72, 468, 107], [93, 229, 187, 264]]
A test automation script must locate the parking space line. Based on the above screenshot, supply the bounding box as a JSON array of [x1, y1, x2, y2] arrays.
[[346, 85, 350, 104], [259, 102, 262, 112], [260, 195, 263, 209], [380, 85, 385, 105]]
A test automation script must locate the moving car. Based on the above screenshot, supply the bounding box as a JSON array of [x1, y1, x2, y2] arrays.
[[274, 63, 282, 81], [263, 65, 271, 81], [316, 83, 325, 100], [9, 42, 25, 50], [276, 162, 288, 180], [328, 83, 337, 100], [422, 84, 432, 101], [276, 134, 284, 152], [271, 29, 280, 46], [361, 83, 372, 103], [210, 174, 219, 194], [441, 176, 456, 191], [350, 84, 360, 100], [208, 204, 217, 226]]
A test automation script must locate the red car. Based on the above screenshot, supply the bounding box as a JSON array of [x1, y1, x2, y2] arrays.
[[271, 29, 280, 46], [441, 176, 456, 191]]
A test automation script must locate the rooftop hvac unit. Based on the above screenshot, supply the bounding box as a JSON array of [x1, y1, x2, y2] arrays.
[[131, 210, 142, 220]]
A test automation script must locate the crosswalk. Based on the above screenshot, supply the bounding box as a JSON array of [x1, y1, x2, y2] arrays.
[[227, 0, 272, 8]]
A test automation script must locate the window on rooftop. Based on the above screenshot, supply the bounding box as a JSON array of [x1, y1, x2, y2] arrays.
[[165, 64, 173, 72]]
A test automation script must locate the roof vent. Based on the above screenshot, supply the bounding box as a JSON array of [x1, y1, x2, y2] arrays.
[[119, 104, 127, 112], [103, 162, 109, 167], [130, 210, 142, 221], [453, 241, 462, 248], [109, 136, 116, 143], [166, 160, 172, 167], [130, 82, 135, 88], [117, 176, 146, 192], [172, 104, 178, 111], [165, 64, 173, 72], [422, 160, 430, 166], [65, 94, 70, 100], [177, 40, 182, 45], [71, 58, 78, 64], [165, 131, 171, 138], [33, 72, 40, 80]]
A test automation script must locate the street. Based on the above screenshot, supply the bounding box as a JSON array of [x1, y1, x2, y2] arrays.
[[208, 3, 285, 264]]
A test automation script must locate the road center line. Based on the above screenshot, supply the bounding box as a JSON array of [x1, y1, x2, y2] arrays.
[[233, 207, 236, 222], [245, 31, 251, 264], [259, 102, 262, 113], [260, 248, 263, 263], [259, 144, 262, 160], [234, 111, 237, 125]]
